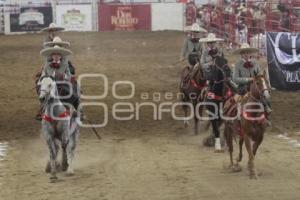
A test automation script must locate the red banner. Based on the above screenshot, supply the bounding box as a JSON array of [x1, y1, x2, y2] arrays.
[[99, 4, 151, 31]]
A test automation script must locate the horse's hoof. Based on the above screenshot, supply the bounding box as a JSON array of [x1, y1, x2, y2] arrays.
[[223, 163, 234, 170], [66, 171, 74, 177], [236, 157, 242, 163], [250, 174, 258, 179], [45, 162, 51, 174], [184, 121, 189, 128], [61, 162, 69, 172], [232, 164, 242, 172], [49, 175, 58, 183]]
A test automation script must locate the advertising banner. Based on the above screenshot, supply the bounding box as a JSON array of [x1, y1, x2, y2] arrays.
[[99, 4, 151, 31], [9, 6, 52, 32], [151, 3, 184, 31], [56, 4, 92, 31], [266, 32, 300, 91]]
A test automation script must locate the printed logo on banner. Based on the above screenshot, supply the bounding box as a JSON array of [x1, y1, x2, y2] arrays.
[[274, 33, 300, 66], [19, 8, 44, 25], [62, 9, 86, 27], [56, 5, 92, 31], [111, 7, 138, 30], [99, 4, 151, 31], [267, 32, 300, 91], [10, 7, 53, 32]]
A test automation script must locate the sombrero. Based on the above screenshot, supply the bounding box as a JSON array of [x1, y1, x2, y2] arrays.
[[40, 45, 72, 57], [44, 36, 70, 48], [41, 23, 65, 32], [237, 4, 247, 12], [184, 23, 207, 33], [199, 33, 224, 43], [233, 43, 259, 54]]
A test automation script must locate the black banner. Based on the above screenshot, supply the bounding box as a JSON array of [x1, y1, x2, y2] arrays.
[[10, 7, 53, 32], [266, 32, 300, 91]]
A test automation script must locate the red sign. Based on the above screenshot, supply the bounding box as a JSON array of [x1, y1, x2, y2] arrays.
[[99, 4, 151, 31]]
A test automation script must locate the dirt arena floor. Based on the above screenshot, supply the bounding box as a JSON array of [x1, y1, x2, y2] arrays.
[[0, 32, 300, 200]]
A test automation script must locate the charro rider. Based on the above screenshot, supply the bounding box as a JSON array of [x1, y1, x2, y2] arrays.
[[200, 33, 224, 76], [41, 23, 76, 75], [44, 36, 76, 75], [232, 43, 272, 120], [36, 44, 79, 119], [199, 33, 238, 151], [41, 23, 65, 45], [181, 23, 207, 75]]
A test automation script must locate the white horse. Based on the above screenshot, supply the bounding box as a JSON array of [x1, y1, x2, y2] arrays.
[[38, 76, 79, 182]]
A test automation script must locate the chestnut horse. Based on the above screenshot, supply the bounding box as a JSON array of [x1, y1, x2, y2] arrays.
[[223, 71, 271, 179], [180, 63, 207, 135]]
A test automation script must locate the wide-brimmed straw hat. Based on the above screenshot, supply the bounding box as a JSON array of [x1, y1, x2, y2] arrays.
[[237, 4, 247, 12], [41, 23, 65, 32], [40, 45, 72, 57], [233, 43, 259, 54], [199, 33, 224, 43], [184, 23, 207, 33], [44, 36, 70, 48]]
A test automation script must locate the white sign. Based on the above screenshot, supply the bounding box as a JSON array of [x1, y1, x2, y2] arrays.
[[151, 3, 184, 31], [56, 4, 92, 31]]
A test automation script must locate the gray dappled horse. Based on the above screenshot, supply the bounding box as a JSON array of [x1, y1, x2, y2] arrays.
[[38, 76, 79, 182]]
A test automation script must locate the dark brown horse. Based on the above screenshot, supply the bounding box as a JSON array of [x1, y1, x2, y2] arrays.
[[203, 55, 234, 152], [223, 71, 271, 179], [180, 63, 207, 135]]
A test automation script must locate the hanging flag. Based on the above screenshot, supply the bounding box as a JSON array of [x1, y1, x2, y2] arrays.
[[266, 32, 300, 91]]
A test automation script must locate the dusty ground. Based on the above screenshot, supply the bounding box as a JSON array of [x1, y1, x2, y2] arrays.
[[0, 32, 299, 200]]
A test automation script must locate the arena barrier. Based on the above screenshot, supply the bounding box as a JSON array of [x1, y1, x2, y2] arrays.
[[3, 1, 187, 34]]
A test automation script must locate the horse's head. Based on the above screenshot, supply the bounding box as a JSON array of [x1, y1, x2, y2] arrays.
[[38, 76, 56, 101], [251, 70, 271, 101]]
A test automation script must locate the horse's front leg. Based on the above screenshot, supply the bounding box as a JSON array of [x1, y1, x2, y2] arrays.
[[195, 102, 204, 135], [244, 134, 257, 179], [253, 134, 264, 156], [182, 102, 190, 128], [45, 136, 58, 182], [224, 122, 234, 166], [237, 138, 244, 162], [61, 145, 68, 172], [66, 132, 77, 176], [194, 103, 199, 135]]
